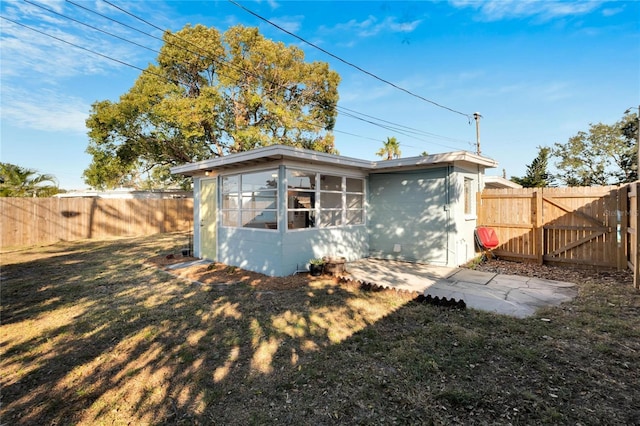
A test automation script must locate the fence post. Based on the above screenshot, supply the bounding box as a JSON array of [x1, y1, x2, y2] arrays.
[[534, 190, 544, 265], [636, 182, 640, 289], [617, 185, 628, 271]]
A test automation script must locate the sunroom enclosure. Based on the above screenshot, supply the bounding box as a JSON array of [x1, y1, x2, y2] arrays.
[[194, 164, 369, 277]]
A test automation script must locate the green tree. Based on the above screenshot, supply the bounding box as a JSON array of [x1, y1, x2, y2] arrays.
[[84, 24, 340, 190], [553, 113, 637, 186], [511, 146, 554, 188], [0, 163, 59, 197], [376, 137, 401, 160]]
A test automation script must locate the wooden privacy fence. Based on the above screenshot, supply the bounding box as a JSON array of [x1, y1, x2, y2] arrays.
[[0, 197, 193, 248], [477, 186, 627, 270]]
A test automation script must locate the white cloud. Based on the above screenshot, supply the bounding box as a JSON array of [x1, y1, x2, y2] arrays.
[[1, 87, 89, 133], [269, 15, 304, 33], [449, 0, 604, 22], [601, 6, 625, 17], [322, 15, 422, 38]]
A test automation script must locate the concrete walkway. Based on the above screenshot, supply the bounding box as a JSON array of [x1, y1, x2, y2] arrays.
[[341, 259, 578, 318]]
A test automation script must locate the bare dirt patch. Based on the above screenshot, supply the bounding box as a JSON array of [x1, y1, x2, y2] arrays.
[[146, 255, 333, 291], [470, 257, 633, 285]]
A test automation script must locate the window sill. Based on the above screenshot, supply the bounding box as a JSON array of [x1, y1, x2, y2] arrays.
[[464, 214, 477, 221]]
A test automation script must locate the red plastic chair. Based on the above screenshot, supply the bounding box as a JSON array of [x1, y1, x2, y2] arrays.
[[475, 226, 499, 260]]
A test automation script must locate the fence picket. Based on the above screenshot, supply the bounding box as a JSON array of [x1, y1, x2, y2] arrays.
[[0, 198, 193, 249]]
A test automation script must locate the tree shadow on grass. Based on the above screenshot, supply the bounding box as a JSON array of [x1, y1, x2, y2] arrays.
[[0, 234, 414, 425], [2, 234, 638, 425]]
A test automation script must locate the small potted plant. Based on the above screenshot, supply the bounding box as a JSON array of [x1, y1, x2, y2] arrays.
[[309, 258, 325, 276]]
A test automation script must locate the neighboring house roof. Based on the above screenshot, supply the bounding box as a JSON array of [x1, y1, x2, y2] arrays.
[[55, 189, 192, 199], [171, 145, 498, 176], [484, 176, 522, 189]]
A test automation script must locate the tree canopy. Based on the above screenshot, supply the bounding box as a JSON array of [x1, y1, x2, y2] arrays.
[[511, 146, 554, 188], [553, 112, 638, 186], [376, 137, 401, 160], [0, 163, 59, 197], [84, 24, 341, 190]]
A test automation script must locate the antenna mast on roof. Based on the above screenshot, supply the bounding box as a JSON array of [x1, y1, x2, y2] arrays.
[[473, 112, 482, 155]]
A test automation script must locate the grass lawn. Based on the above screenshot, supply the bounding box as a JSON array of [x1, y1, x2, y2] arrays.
[[1, 233, 639, 425]]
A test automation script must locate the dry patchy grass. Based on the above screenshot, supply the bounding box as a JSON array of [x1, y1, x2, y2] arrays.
[[1, 233, 639, 425]]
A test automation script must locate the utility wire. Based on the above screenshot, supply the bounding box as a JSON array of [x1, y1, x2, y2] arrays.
[[92, 0, 470, 149], [24, 0, 158, 54], [338, 106, 471, 145], [12, 1, 470, 153], [338, 110, 463, 151], [66, 0, 164, 42], [228, 0, 472, 119], [0, 15, 151, 75], [0, 16, 330, 143]]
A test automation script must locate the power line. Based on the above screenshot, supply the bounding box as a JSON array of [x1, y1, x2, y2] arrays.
[[94, 0, 471, 150], [8, 2, 472, 154], [24, 0, 157, 54], [227, 0, 472, 119], [66, 0, 164, 43], [83, 0, 470, 149], [338, 106, 471, 145], [0, 15, 334, 147], [0, 15, 150, 75], [337, 110, 464, 151]]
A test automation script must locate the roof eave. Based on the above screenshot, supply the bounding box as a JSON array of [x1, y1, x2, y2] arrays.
[[372, 151, 498, 170], [170, 146, 499, 176], [170, 145, 373, 176]]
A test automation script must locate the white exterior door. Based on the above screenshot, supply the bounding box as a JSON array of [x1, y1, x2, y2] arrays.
[[199, 178, 217, 261]]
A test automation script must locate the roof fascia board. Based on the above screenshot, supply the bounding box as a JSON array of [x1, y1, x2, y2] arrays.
[[171, 145, 498, 176], [371, 151, 498, 170], [170, 145, 371, 175]]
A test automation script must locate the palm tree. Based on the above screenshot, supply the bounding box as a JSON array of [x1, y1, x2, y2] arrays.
[[0, 163, 59, 197], [375, 137, 401, 160]]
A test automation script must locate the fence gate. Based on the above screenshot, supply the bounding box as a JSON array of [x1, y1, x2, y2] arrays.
[[478, 186, 625, 269], [540, 187, 620, 267]]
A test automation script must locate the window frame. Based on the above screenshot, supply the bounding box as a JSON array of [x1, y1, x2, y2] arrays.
[[221, 169, 279, 231], [463, 177, 475, 219], [286, 168, 365, 231]]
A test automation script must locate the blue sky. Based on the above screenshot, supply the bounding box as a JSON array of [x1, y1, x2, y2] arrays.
[[1, 0, 638, 190]]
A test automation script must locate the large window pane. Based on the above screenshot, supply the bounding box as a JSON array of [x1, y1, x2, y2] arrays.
[[242, 210, 277, 228], [288, 191, 315, 209], [288, 210, 315, 229], [242, 170, 278, 191], [222, 175, 239, 193], [320, 174, 342, 191], [320, 210, 342, 227], [222, 210, 239, 227], [222, 194, 239, 209], [346, 194, 363, 209], [321, 192, 342, 209], [242, 191, 277, 209], [346, 209, 364, 225], [346, 178, 363, 193], [287, 170, 316, 189]]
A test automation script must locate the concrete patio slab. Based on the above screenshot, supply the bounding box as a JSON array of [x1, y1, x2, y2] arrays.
[[342, 259, 578, 318], [446, 269, 497, 285], [165, 259, 211, 270]]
